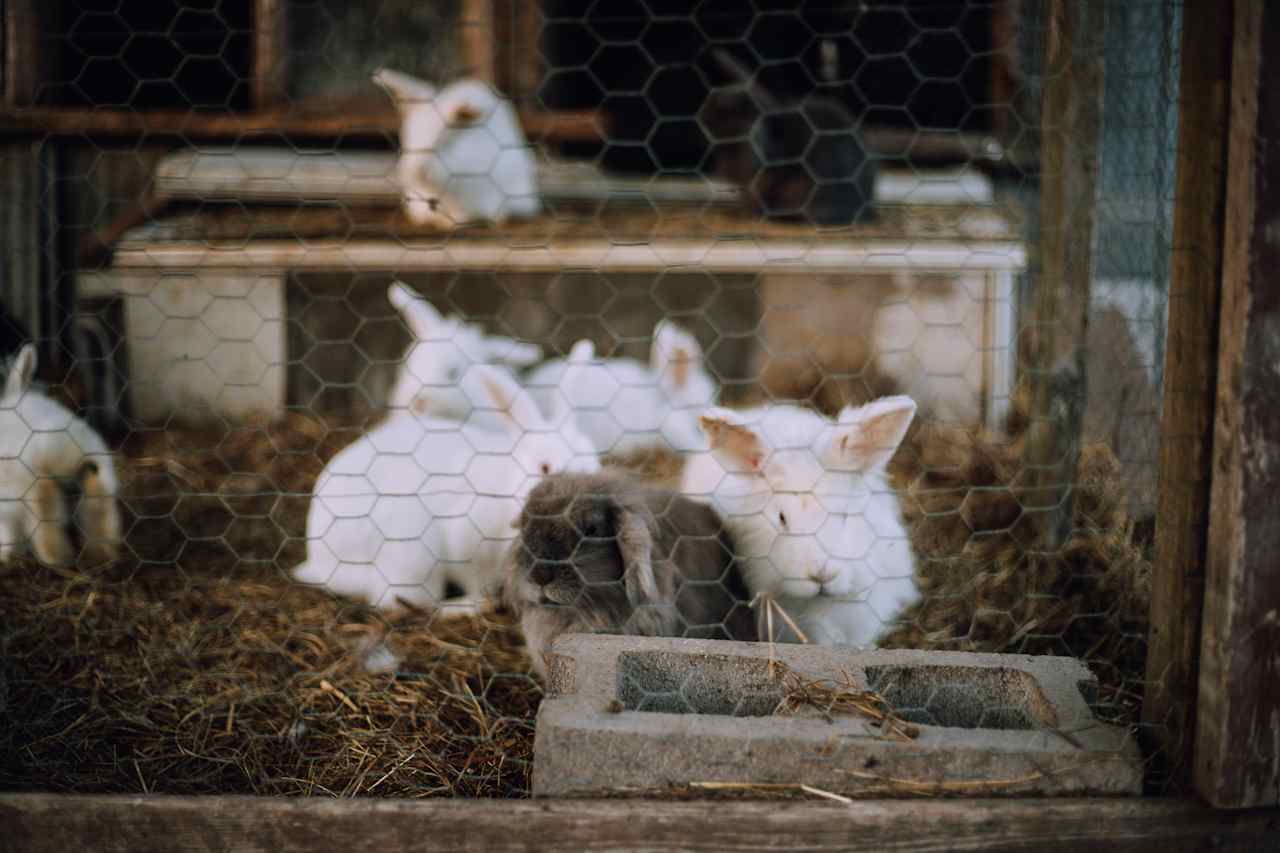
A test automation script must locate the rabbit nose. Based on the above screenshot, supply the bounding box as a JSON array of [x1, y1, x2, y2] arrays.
[[808, 567, 836, 585], [529, 560, 562, 586]]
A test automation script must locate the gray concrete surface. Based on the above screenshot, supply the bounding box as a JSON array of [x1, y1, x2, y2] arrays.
[[533, 634, 1143, 798]]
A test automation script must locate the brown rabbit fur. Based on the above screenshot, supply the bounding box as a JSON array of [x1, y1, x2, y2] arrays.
[[504, 469, 757, 676]]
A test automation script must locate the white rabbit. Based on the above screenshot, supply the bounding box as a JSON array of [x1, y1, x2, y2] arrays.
[[682, 396, 919, 648], [0, 344, 121, 567], [385, 281, 542, 421], [293, 363, 600, 612], [523, 320, 717, 455], [374, 69, 540, 228]]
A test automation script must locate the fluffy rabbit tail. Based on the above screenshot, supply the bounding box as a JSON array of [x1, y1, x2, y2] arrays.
[[77, 459, 121, 565], [25, 477, 74, 568]]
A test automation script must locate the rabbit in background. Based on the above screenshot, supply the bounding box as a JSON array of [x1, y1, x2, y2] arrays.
[[523, 320, 718, 456], [702, 48, 877, 226], [374, 69, 541, 228], [385, 281, 543, 422], [0, 344, 121, 568], [293, 363, 600, 613], [682, 395, 919, 648]]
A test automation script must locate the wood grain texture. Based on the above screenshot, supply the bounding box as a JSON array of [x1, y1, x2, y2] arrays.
[[3, 1, 60, 107], [250, 0, 287, 110], [1, 793, 1278, 853], [0, 105, 606, 143], [461, 0, 497, 84], [1195, 0, 1280, 810], [1142, 0, 1234, 793], [1020, 0, 1105, 548]]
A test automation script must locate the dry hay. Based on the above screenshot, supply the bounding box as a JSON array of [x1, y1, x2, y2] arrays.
[[1, 410, 539, 798], [881, 419, 1153, 726], [774, 670, 920, 742], [1, 395, 1152, 799]]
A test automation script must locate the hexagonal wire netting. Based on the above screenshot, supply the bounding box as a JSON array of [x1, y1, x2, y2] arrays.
[[0, 0, 1184, 799]]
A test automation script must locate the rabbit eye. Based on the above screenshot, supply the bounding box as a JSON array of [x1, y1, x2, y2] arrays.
[[540, 462, 551, 475], [778, 511, 788, 528]]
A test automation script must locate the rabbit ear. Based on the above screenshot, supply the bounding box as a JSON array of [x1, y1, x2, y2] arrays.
[[711, 49, 780, 110], [467, 364, 543, 434], [372, 68, 437, 104], [4, 343, 36, 398], [568, 339, 595, 364], [651, 321, 701, 394], [483, 337, 543, 367], [616, 505, 659, 606], [698, 407, 766, 473], [826, 395, 917, 472], [545, 338, 595, 424], [388, 282, 448, 341]]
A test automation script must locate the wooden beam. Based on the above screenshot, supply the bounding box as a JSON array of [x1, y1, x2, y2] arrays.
[[1142, 0, 1233, 795], [989, 0, 1019, 140], [0, 105, 607, 144], [461, 0, 497, 85], [0, 793, 1277, 853], [95, 239, 1027, 276], [4, 0, 60, 107], [1195, 0, 1280, 810], [1019, 0, 1105, 548], [251, 0, 288, 110]]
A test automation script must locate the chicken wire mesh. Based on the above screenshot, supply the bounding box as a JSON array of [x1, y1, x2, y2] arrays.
[[0, 0, 1187, 799]]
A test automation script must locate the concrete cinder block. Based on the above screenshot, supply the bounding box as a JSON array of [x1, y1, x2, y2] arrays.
[[532, 634, 1143, 798]]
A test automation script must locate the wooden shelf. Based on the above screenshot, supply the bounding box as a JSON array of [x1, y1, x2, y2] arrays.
[[0, 104, 1031, 170], [81, 197, 1025, 277], [0, 104, 607, 144]]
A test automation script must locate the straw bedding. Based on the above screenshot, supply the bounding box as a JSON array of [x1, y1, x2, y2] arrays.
[[1, 405, 1151, 797]]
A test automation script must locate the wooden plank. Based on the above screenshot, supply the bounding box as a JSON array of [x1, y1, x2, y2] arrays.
[[1195, 0, 1280, 810], [1141, 0, 1234, 794], [144, 147, 993, 208], [4, 0, 60, 107], [251, 0, 288, 110], [461, 0, 497, 85], [989, 0, 1019, 140], [0, 105, 607, 144], [1019, 0, 1105, 548], [504, 0, 545, 106], [0, 793, 1276, 853], [0, 106, 1025, 169], [98, 239, 1028, 276]]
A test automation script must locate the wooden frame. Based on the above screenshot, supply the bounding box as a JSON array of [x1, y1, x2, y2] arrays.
[[1, 793, 1277, 852], [3, 0, 1280, 840], [1193, 0, 1280, 810], [1142, 0, 1233, 794]]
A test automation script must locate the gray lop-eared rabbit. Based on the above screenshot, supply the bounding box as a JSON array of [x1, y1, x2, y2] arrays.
[[505, 469, 757, 677]]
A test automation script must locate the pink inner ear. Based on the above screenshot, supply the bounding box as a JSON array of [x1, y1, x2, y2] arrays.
[[840, 407, 911, 468], [703, 419, 764, 472], [670, 348, 692, 389]]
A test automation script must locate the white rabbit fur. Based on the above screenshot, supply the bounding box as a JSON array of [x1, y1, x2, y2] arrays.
[[293, 364, 600, 612], [681, 396, 920, 648], [0, 344, 121, 567], [523, 321, 717, 455], [385, 281, 542, 423], [374, 69, 540, 228]]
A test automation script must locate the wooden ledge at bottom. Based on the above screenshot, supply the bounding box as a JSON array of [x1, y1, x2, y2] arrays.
[[0, 793, 1276, 853]]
